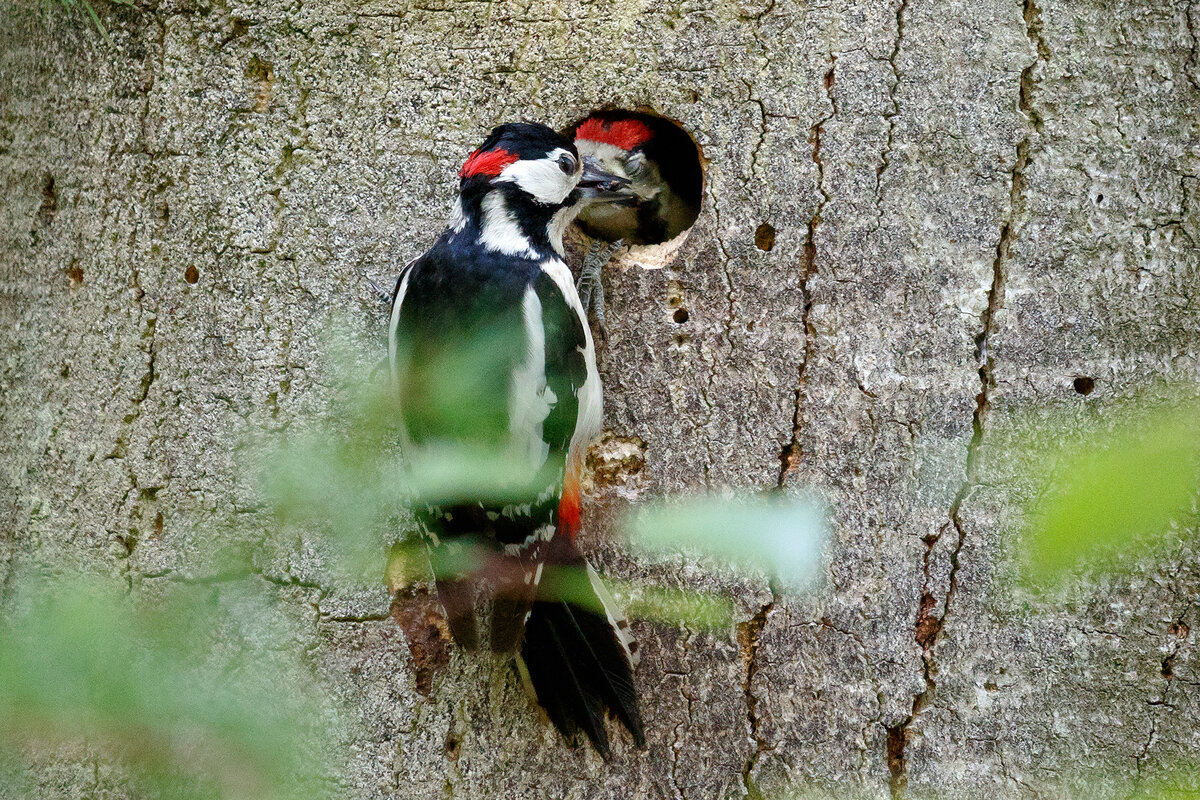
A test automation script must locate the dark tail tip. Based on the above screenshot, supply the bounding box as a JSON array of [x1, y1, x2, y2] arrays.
[[521, 594, 644, 757]]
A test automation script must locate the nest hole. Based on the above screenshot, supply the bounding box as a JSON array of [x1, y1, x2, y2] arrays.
[[563, 108, 705, 271], [1072, 376, 1095, 395], [755, 223, 776, 252]]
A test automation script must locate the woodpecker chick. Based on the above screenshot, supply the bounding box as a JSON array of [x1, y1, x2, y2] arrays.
[[565, 111, 703, 331], [388, 122, 643, 757]]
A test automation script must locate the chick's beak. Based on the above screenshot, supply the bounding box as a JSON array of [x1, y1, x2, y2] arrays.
[[576, 156, 632, 200]]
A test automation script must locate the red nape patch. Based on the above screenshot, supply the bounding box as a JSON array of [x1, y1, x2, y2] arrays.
[[459, 147, 519, 178], [574, 117, 653, 151]]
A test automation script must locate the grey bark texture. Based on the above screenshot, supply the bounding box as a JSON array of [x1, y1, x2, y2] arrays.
[[2, 0, 1199, 797]]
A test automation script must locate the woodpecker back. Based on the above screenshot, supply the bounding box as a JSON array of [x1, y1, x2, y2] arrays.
[[387, 122, 644, 756]]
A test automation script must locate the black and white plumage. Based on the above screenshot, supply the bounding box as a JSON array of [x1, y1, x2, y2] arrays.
[[387, 122, 643, 756]]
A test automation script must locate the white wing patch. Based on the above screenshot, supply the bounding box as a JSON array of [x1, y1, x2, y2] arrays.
[[509, 287, 553, 469], [387, 267, 413, 382], [539, 258, 602, 453]]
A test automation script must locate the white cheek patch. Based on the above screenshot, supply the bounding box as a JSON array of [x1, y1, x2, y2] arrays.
[[497, 147, 578, 206], [479, 193, 538, 257]]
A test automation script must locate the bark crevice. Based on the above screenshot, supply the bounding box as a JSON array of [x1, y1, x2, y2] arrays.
[[888, 1, 1045, 792], [778, 57, 836, 485], [874, 0, 910, 223]]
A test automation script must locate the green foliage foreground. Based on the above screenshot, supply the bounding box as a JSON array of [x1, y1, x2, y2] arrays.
[[1, 343, 1196, 796]]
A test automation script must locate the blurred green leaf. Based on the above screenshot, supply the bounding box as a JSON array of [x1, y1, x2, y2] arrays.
[[1019, 398, 1200, 584], [620, 583, 735, 630], [0, 576, 337, 800], [627, 495, 828, 592]]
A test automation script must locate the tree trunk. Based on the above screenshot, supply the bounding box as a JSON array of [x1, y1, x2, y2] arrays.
[[2, 0, 1198, 797]]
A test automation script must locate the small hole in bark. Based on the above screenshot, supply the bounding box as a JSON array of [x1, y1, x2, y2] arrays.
[[67, 265, 84, 287], [184, 265, 200, 284], [1169, 621, 1189, 638], [443, 731, 461, 761], [755, 223, 776, 251], [1162, 655, 1176, 679], [1072, 376, 1095, 395], [1096, 193, 1104, 203], [563, 109, 704, 270], [673, 308, 689, 324], [40, 176, 57, 225]]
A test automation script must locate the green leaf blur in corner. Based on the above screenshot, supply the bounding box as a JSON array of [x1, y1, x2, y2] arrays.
[[0, 576, 338, 800], [1018, 391, 1200, 585]]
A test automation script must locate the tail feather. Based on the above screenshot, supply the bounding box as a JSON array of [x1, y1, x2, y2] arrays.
[[525, 608, 611, 753], [490, 557, 541, 653], [519, 562, 645, 757], [555, 599, 644, 745]]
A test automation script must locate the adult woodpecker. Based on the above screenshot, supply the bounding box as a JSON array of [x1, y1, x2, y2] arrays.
[[564, 110, 703, 329], [387, 122, 644, 756]]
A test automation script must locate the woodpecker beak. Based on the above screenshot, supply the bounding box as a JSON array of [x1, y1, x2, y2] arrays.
[[576, 156, 632, 200]]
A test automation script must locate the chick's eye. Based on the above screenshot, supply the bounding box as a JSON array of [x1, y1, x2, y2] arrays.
[[558, 154, 577, 174]]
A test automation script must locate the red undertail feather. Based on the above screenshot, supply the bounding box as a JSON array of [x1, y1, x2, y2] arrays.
[[557, 470, 582, 541]]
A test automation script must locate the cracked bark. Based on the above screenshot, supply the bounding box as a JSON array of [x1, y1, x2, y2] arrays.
[[4, 0, 1200, 797], [738, 597, 775, 800], [778, 56, 835, 485], [889, 0, 1044, 793], [874, 0, 910, 224]]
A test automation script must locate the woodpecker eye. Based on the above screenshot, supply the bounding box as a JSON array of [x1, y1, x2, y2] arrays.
[[558, 154, 577, 175], [625, 152, 647, 177]]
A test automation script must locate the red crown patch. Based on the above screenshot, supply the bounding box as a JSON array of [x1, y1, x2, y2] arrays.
[[574, 117, 653, 151]]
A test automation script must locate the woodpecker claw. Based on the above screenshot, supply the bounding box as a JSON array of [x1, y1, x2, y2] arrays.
[[365, 275, 393, 309], [576, 239, 625, 341]]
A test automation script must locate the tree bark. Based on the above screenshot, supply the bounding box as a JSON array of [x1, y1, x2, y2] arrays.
[[2, 0, 1198, 797]]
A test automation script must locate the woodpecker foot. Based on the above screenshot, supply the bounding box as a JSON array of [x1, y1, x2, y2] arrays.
[[365, 275, 393, 310], [576, 239, 625, 340]]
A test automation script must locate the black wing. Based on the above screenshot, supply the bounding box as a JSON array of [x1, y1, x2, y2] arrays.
[[389, 240, 585, 644]]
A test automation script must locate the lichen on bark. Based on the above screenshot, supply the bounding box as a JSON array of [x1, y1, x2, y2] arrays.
[[1, 0, 1198, 797]]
